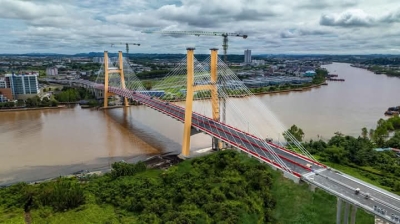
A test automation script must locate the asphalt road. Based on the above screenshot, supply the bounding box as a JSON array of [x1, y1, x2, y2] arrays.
[[305, 168, 400, 222]]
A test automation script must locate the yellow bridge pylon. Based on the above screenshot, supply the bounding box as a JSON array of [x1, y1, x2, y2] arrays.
[[181, 48, 222, 157], [103, 51, 129, 108]]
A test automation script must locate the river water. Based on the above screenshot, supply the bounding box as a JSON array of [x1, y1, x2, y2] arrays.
[[1, 62, 399, 185]]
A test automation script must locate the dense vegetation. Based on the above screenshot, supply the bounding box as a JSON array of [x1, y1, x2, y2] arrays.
[[300, 116, 400, 193], [65, 62, 102, 71], [0, 151, 277, 223], [54, 87, 95, 103], [0, 150, 374, 223], [0, 96, 58, 109], [136, 69, 170, 79], [362, 58, 400, 66], [367, 65, 400, 77]]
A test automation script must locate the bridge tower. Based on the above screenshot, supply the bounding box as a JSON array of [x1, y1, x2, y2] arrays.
[[103, 51, 129, 108], [181, 48, 221, 157]]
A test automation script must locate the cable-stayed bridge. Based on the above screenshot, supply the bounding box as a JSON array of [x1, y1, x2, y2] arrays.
[[48, 49, 400, 224]]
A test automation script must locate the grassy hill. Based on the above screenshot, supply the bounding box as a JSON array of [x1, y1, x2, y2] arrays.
[[0, 150, 374, 224]]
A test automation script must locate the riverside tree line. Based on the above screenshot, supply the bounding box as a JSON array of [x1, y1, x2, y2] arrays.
[[286, 115, 400, 192]]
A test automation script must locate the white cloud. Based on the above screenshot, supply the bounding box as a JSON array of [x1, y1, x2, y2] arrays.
[[0, 0, 68, 20], [320, 9, 376, 27], [0, 0, 400, 54]]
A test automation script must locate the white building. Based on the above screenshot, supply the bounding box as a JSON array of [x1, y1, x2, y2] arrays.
[[244, 49, 252, 64], [92, 57, 104, 63], [252, 60, 266, 66], [5, 74, 40, 98], [0, 78, 6, 88], [0, 95, 8, 102], [46, 67, 58, 76]]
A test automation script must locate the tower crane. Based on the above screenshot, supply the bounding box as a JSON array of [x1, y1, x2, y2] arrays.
[[141, 31, 248, 63], [110, 43, 141, 57]]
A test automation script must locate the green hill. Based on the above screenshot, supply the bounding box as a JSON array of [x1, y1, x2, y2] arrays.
[[0, 150, 373, 224]]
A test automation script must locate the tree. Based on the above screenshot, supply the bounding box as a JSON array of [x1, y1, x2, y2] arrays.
[[369, 129, 374, 140], [328, 132, 346, 147], [361, 127, 368, 139], [325, 146, 348, 164], [25, 96, 41, 108], [386, 131, 400, 148], [14, 100, 23, 107], [5, 101, 15, 108], [50, 99, 59, 107], [40, 97, 50, 107], [284, 125, 305, 143]]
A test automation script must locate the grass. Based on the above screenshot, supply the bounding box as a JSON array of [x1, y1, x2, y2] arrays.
[[270, 171, 374, 224], [0, 207, 25, 224]]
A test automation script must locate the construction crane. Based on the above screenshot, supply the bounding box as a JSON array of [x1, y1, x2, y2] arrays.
[[110, 43, 141, 57], [141, 31, 248, 63]]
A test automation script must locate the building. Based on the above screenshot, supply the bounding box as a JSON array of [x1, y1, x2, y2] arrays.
[[5, 74, 40, 99], [251, 60, 265, 66], [0, 77, 13, 101], [0, 94, 8, 102], [46, 67, 58, 76], [303, 70, 316, 77], [0, 77, 6, 88], [244, 49, 251, 64], [92, 57, 104, 63]]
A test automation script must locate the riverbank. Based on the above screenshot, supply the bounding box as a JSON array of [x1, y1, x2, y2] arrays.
[[0, 105, 69, 112], [351, 64, 400, 77], [252, 82, 327, 96], [160, 82, 327, 103]]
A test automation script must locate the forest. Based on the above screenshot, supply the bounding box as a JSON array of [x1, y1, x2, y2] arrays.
[[0, 150, 374, 224], [288, 115, 400, 193]]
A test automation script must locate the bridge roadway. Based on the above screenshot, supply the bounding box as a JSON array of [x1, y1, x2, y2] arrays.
[[58, 80, 400, 223]]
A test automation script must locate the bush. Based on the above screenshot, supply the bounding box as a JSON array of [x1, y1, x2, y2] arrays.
[[35, 178, 85, 212], [110, 161, 147, 179]]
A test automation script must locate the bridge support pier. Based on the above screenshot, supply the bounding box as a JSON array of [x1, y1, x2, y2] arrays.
[[344, 202, 350, 224], [350, 206, 357, 224], [181, 48, 221, 158], [336, 198, 357, 224], [181, 48, 195, 158], [103, 51, 129, 108], [336, 198, 342, 224]]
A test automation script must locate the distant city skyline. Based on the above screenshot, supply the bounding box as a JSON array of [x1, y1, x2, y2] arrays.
[[0, 0, 400, 55]]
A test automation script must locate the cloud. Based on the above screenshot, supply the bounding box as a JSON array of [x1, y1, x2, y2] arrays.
[[280, 28, 332, 38], [0, 0, 68, 20], [106, 13, 169, 28], [320, 8, 400, 27], [0, 0, 400, 54], [297, 0, 359, 9], [320, 9, 375, 27], [379, 9, 400, 23]]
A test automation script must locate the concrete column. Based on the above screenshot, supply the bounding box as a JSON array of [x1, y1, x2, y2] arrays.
[[336, 198, 342, 224], [309, 184, 316, 192], [350, 205, 357, 224], [344, 202, 350, 224]]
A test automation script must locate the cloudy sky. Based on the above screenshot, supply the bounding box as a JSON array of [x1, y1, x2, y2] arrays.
[[0, 0, 399, 55]]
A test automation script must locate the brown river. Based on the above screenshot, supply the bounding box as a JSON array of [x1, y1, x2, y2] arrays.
[[1, 62, 399, 185]]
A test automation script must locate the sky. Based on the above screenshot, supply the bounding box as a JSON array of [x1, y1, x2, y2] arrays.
[[0, 0, 399, 55]]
